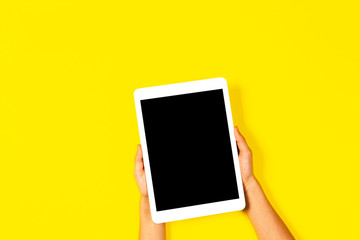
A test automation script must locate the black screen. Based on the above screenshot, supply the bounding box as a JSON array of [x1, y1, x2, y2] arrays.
[[141, 89, 239, 211]]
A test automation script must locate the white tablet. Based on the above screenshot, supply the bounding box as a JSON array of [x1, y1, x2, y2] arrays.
[[134, 77, 246, 223]]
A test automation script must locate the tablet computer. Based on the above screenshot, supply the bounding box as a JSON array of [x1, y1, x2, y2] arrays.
[[134, 77, 246, 223]]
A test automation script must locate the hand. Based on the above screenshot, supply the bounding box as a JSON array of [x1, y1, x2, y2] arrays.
[[134, 145, 148, 197], [135, 145, 166, 240], [234, 127, 295, 239], [234, 126, 255, 189]]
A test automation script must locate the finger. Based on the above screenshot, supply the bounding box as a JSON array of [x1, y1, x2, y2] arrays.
[[135, 144, 143, 163], [234, 126, 251, 154], [134, 145, 144, 173]]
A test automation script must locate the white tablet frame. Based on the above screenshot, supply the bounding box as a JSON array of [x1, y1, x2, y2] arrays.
[[134, 77, 246, 223]]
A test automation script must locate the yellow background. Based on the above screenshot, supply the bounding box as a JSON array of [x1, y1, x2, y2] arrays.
[[1, 0, 359, 239]]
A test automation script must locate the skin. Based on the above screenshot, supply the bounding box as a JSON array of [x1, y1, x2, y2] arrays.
[[134, 145, 166, 240], [134, 126, 295, 240]]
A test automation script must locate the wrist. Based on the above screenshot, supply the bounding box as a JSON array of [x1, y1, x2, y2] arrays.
[[243, 175, 258, 193], [139, 196, 165, 228], [140, 196, 151, 217]]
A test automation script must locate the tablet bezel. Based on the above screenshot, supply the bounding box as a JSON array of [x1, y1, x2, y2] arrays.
[[134, 77, 246, 223]]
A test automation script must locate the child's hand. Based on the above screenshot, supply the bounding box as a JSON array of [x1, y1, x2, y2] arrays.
[[134, 145, 148, 197], [234, 126, 295, 239], [135, 145, 166, 240], [234, 126, 255, 189]]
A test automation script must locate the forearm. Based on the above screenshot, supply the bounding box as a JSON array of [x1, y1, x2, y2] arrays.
[[139, 196, 166, 240], [244, 176, 294, 240]]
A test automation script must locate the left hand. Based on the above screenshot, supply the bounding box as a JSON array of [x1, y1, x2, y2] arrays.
[[134, 145, 148, 197]]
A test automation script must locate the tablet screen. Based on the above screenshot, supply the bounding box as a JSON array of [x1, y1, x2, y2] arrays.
[[141, 89, 239, 211]]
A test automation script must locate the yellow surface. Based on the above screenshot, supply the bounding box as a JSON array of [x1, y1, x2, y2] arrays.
[[1, 0, 359, 239]]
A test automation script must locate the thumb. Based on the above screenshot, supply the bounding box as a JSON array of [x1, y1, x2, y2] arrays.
[[234, 127, 252, 155]]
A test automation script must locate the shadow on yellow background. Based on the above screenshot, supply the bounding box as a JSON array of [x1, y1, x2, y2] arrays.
[[1, 0, 359, 239]]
